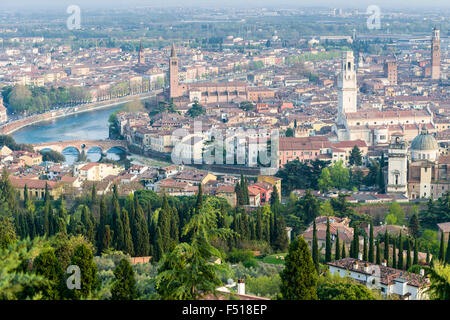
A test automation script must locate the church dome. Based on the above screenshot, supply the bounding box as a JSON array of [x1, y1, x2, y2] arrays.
[[410, 127, 438, 151]]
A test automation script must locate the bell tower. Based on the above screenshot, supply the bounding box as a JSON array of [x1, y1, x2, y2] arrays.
[[138, 41, 145, 65], [169, 43, 181, 98], [337, 51, 357, 125], [431, 27, 440, 80], [387, 134, 408, 196]]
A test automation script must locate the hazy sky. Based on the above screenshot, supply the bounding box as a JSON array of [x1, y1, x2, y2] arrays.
[[1, 0, 449, 10]]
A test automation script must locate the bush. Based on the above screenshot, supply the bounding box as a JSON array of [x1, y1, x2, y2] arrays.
[[242, 258, 259, 269], [227, 249, 255, 264]]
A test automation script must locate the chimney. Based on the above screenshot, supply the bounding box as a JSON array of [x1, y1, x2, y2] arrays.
[[420, 269, 425, 276], [237, 279, 245, 295], [382, 259, 387, 267], [353, 261, 359, 270], [364, 263, 370, 273]]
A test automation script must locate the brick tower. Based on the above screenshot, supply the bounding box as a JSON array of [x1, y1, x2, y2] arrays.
[[169, 43, 181, 98], [431, 27, 440, 80], [138, 41, 145, 65]]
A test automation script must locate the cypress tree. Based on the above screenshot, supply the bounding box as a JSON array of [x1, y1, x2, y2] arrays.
[[384, 231, 390, 265], [243, 177, 249, 205], [280, 236, 318, 300], [235, 181, 242, 206], [352, 226, 359, 259], [397, 232, 403, 270], [426, 246, 430, 265], [341, 243, 346, 259], [325, 218, 332, 263], [102, 225, 112, 251], [97, 198, 107, 253], [376, 241, 381, 265], [270, 186, 280, 207], [81, 205, 95, 243], [312, 220, 319, 272], [335, 230, 340, 261], [438, 232, 445, 262], [91, 183, 97, 205], [195, 184, 203, 212], [274, 214, 289, 252], [406, 238, 411, 270], [413, 238, 419, 266], [392, 238, 397, 268], [408, 212, 420, 239], [121, 208, 134, 256], [363, 235, 368, 261], [23, 184, 29, 205], [256, 208, 263, 240], [368, 222, 374, 263], [112, 199, 125, 251], [70, 244, 99, 299], [132, 194, 150, 256], [111, 258, 136, 300]]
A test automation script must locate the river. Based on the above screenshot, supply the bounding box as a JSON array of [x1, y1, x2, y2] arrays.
[[11, 104, 124, 164]]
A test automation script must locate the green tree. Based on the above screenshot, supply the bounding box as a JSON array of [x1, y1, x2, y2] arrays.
[[348, 146, 362, 166], [312, 220, 319, 272], [70, 244, 99, 299], [32, 249, 64, 299], [368, 222, 374, 263], [328, 160, 350, 190], [406, 238, 412, 270], [156, 198, 233, 300], [335, 231, 341, 260], [285, 127, 294, 137], [325, 218, 332, 263], [111, 258, 137, 300], [186, 101, 206, 118], [376, 241, 381, 265], [384, 231, 390, 265], [317, 272, 377, 300], [121, 209, 134, 256], [318, 168, 332, 192], [0, 216, 17, 249], [425, 262, 450, 300], [0, 238, 48, 300], [413, 238, 419, 266], [408, 211, 420, 239], [280, 236, 318, 300], [398, 232, 404, 270]]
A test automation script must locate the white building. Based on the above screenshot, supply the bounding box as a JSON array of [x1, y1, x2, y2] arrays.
[[327, 258, 429, 300], [387, 133, 409, 196], [337, 51, 357, 126]]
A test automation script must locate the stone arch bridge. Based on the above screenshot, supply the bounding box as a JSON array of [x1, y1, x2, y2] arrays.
[[33, 140, 128, 154]]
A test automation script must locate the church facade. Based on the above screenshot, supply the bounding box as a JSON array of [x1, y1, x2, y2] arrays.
[[332, 51, 434, 146], [386, 127, 450, 200]]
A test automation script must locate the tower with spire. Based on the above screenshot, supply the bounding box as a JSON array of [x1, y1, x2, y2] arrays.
[[169, 43, 181, 98]]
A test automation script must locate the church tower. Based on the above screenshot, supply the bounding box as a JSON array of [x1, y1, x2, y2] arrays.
[[337, 51, 357, 125], [387, 134, 408, 196], [169, 43, 181, 98], [431, 27, 440, 80], [138, 41, 145, 65]]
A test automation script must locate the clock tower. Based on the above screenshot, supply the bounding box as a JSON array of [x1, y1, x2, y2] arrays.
[[431, 27, 440, 80]]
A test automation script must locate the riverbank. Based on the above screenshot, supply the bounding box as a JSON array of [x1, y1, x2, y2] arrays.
[[1, 90, 162, 135]]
